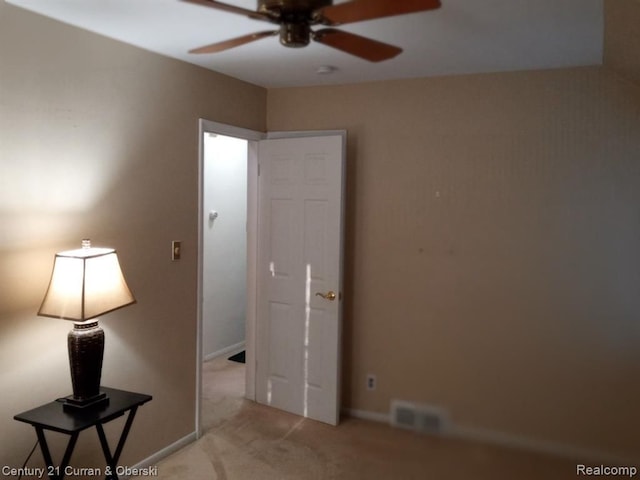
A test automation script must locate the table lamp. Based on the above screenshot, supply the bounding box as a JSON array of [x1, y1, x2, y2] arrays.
[[38, 239, 136, 411]]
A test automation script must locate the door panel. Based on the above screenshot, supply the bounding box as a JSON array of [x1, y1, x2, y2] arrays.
[[270, 199, 294, 277], [256, 134, 344, 425]]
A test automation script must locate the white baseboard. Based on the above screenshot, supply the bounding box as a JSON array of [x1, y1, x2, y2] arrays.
[[121, 432, 197, 479], [203, 341, 245, 362], [344, 408, 635, 465], [449, 425, 635, 465], [343, 408, 390, 424]]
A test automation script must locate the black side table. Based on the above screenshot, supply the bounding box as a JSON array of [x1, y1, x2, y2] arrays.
[[14, 387, 152, 480]]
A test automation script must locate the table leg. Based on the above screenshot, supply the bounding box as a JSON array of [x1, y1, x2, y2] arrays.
[[95, 424, 118, 480], [95, 406, 139, 480], [113, 406, 138, 465], [34, 427, 78, 480]]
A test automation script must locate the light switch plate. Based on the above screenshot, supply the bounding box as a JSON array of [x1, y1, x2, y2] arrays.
[[172, 241, 181, 261]]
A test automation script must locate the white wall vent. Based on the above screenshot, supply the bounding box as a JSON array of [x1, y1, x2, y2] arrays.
[[390, 400, 450, 435]]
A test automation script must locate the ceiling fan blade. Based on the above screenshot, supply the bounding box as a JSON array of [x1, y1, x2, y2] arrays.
[[180, 0, 276, 23], [189, 31, 278, 54], [313, 29, 402, 62], [317, 0, 441, 26]]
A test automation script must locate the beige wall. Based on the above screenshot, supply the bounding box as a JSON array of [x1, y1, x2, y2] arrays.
[[0, 2, 265, 469], [605, 0, 640, 84], [268, 66, 640, 459]]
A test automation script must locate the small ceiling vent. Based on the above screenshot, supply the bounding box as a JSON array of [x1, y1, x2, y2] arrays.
[[390, 400, 450, 435]]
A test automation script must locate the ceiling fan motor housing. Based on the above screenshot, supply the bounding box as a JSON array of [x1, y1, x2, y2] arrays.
[[259, 0, 333, 48], [280, 22, 310, 47]]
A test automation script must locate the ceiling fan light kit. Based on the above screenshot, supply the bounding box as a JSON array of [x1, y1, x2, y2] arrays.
[[182, 0, 441, 62]]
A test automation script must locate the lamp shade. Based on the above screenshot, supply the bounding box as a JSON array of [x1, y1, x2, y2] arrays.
[[38, 244, 136, 321]]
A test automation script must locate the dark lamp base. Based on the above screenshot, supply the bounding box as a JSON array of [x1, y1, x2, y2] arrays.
[[61, 391, 109, 413]]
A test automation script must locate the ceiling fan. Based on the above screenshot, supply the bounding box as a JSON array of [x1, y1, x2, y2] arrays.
[[181, 0, 442, 62]]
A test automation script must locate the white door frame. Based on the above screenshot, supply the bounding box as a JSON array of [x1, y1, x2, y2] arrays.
[[196, 120, 346, 436], [196, 119, 264, 438]]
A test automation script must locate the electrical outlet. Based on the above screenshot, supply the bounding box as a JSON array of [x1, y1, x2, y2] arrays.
[[366, 374, 377, 391]]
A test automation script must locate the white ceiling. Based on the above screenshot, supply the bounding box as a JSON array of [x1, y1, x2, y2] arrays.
[[6, 0, 604, 88]]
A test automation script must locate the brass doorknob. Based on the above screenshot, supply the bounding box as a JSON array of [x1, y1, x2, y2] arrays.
[[315, 291, 336, 301]]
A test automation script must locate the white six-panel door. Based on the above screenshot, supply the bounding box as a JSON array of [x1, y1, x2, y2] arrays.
[[256, 134, 345, 425]]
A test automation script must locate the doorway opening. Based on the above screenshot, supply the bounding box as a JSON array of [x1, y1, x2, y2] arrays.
[[202, 133, 247, 362], [201, 133, 249, 432], [196, 120, 263, 437]]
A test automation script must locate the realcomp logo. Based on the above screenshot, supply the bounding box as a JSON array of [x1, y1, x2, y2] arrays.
[[577, 465, 638, 477]]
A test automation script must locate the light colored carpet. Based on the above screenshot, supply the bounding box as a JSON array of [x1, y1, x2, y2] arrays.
[[135, 355, 578, 479]]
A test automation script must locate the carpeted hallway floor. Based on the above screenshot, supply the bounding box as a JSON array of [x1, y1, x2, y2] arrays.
[[134, 355, 580, 479]]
